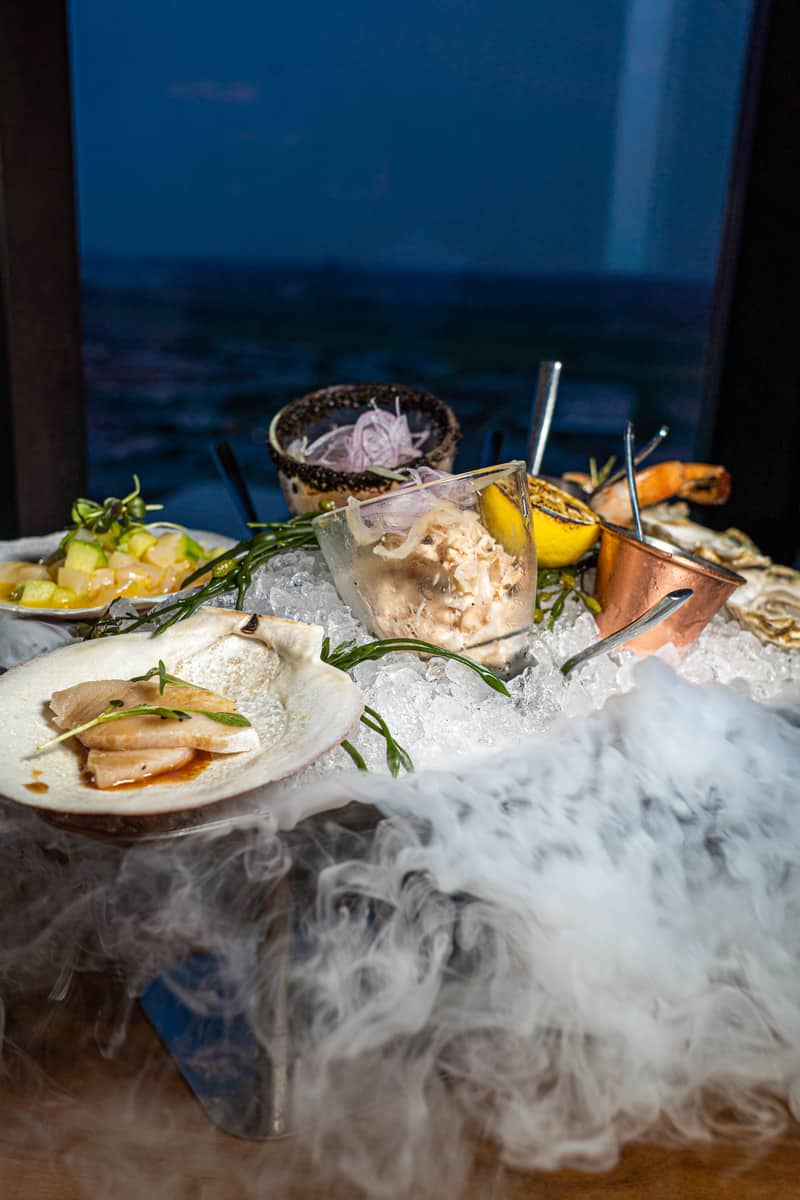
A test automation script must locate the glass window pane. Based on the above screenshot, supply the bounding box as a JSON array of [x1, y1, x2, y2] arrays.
[[69, 0, 754, 531]]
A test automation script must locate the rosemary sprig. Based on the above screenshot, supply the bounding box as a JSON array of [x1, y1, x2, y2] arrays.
[[321, 636, 510, 777], [36, 699, 251, 753], [321, 636, 510, 697], [99, 513, 319, 637], [535, 563, 601, 629], [340, 740, 368, 771]]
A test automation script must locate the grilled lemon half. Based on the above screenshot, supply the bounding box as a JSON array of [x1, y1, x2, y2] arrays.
[[528, 477, 599, 567]]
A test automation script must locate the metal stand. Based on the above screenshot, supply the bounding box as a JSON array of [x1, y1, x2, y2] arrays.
[[140, 802, 381, 1140]]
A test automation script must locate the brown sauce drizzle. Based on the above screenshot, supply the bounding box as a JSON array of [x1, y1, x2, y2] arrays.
[[25, 781, 49, 794], [81, 750, 213, 791]]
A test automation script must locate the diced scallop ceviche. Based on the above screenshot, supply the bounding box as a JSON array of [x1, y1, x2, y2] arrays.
[[0, 528, 225, 610]]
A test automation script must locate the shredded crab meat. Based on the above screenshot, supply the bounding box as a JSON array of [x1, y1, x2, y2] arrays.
[[292, 401, 428, 472]]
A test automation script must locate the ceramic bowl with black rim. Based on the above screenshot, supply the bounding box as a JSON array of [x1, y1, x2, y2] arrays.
[[267, 383, 460, 514]]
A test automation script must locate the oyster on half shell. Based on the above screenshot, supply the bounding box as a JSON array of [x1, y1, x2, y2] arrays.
[[640, 504, 800, 649], [640, 502, 771, 571], [0, 608, 364, 821], [726, 566, 800, 650]]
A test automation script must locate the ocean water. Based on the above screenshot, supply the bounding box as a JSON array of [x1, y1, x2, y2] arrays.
[[82, 258, 711, 533]]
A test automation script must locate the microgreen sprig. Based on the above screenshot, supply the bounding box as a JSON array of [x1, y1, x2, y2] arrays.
[[589, 455, 616, 492], [60, 475, 164, 555], [36, 699, 251, 754], [129, 660, 205, 695], [321, 635, 509, 777]]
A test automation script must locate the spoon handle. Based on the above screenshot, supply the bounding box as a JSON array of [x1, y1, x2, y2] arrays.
[[526, 360, 562, 476], [559, 588, 693, 676]]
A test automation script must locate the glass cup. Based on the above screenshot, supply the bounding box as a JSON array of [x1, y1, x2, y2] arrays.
[[313, 461, 536, 675]]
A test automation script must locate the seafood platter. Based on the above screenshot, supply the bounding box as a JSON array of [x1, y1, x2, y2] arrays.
[[0, 380, 797, 834]]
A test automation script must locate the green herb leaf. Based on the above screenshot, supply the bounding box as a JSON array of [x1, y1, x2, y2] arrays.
[[35, 698, 249, 753], [320, 636, 509, 778], [92, 512, 319, 637], [340, 739, 368, 771], [199, 711, 251, 727], [61, 475, 164, 556], [362, 705, 414, 777], [535, 556, 601, 628], [321, 637, 510, 698], [129, 660, 202, 694], [35, 701, 191, 752]]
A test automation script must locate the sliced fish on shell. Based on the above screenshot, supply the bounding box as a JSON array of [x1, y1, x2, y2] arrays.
[[0, 607, 364, 820]]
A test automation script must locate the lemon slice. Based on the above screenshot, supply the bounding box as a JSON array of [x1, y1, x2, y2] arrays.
[[480, 483, 532, 556], [528, 477, 599, 568]]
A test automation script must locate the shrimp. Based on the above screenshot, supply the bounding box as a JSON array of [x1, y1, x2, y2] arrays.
[[586, 462, 731, 526]]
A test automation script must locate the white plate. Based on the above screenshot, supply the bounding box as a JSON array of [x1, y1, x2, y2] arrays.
[[0, 527, 235, 620]]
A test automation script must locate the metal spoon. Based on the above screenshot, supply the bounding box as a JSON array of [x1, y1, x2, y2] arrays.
[[526, 360, 562, 475], [624, 420, 644, 541], [559, 587, 693, 676]]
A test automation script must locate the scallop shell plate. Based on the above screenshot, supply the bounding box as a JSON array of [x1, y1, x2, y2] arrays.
[[0, 608, 364, 818]]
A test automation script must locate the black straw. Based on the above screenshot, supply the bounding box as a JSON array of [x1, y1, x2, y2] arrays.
[[210, 440, 260, 529]]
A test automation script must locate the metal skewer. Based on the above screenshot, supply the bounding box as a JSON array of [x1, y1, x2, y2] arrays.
[[591, 423, 669, 496], [526, 360, 562, 476], [624, 420, 644, 541], [560, 588, 693, 676]]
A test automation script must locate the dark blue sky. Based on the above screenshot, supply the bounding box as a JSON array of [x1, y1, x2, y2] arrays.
[[69, 0, 751, 280]]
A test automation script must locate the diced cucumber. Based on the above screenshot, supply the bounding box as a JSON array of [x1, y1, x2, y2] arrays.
[[64, 539, 107, 572], [96, 522, 122, 549], [127, 529, 158, 559], [181, 534, 206, 561], [14, 580, 57, 607]]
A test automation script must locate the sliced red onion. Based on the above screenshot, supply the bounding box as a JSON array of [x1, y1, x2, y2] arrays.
[[342, 466, 483, 544], [301, 402, 428, 472]]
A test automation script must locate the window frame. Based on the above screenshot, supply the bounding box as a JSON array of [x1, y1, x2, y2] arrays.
[[0, 1, 86, 538]]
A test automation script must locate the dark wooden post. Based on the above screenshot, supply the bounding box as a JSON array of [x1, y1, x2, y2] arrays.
[[0, 1, 86, 537], [701, 0, 800, 562]]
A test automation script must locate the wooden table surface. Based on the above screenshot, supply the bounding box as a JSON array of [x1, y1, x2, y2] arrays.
[[2, 976, 799, 1200]]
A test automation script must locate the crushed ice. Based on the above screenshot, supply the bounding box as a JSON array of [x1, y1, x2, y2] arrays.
[[238, 549, 799, 779]]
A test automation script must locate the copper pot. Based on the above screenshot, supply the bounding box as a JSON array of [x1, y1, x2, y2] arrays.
[[594, 523, 745, 654]]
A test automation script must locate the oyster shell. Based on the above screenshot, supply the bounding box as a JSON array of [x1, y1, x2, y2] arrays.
[[726, 566, 800, 650], [641, 503, 771, 571], [639, 504, 800, 648], [0, 608, 364, 821]]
